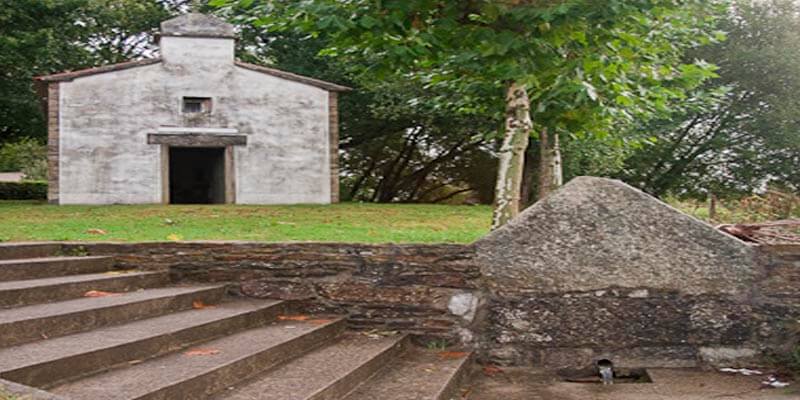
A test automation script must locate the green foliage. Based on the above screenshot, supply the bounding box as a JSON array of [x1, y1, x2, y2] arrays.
[[0, 181, 47, 201], [215, 0, 727, 210], [229, 20, 499, 203], [0, 143, 21, 172], [56, 245, 90, 257], [0, 138, 46, 179], [339, 81, 498, 203], [215, 0, 724, 142], [0, 0, 179, 143], [425, 338, 451, 351], [619, 0, 800, 198], [669, 189, 800, 223]]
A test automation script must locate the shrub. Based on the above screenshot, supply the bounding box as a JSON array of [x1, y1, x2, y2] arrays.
[[670, 189, 800, 224], [0, 181, 47, 200], [0, 138, 47, 180]]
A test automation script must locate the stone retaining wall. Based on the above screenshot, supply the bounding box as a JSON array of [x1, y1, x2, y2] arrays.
[[61, 242, 484, 342], [473, 177, 800, 368], [52, 239, 799, 370], [5, 178, 797, 370]]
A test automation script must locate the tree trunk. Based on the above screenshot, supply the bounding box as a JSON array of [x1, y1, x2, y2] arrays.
[[709, 193, 717, 221], [520, 141, 539, 209], [491, 81, 532, 230], [537, 127, 562, 200]]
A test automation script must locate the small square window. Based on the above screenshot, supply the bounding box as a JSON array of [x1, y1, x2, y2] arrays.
[[183, 97, 212, 114]]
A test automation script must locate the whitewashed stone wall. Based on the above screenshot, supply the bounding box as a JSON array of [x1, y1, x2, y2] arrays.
[[57, 36, 331, 204]]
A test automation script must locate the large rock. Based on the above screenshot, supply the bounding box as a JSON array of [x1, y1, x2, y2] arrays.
[[475, 176, 756, 297]]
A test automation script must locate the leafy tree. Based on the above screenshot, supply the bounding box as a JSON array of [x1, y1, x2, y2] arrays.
[[214, 0, 724, 227], [339, 84, 497, 203], [619, 0, 800, 198], [229, 22, 500, 203], [0, 0, 179, 143]]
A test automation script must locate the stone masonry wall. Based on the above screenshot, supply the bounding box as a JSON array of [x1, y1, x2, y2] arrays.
[[56, 239, 799, 370], [474, 177, 800, 369], [61, 242, 484, 343], [753, 244, 800, 356], [40, 178, 798, 369]]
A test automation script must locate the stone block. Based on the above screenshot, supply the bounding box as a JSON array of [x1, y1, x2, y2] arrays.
[[476, 176, 756, 297], [487, 294, 691, 348], [315, 281, 454, 312], [688, 299, 753, 344], [240, 279, 315, 300]]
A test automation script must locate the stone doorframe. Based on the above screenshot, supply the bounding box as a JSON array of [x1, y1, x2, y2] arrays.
[[147, 133, 247, 204]]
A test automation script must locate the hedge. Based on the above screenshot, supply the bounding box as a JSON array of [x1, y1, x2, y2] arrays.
[[0, 181, 47, 200]]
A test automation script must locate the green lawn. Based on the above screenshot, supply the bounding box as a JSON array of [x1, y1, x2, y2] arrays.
[[0, 201, 492, 244]]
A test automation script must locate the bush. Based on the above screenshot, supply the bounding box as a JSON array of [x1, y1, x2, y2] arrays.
[[669, 189, 800, 224], [0, 181, 47, 200], [0, 138, 47, 180]]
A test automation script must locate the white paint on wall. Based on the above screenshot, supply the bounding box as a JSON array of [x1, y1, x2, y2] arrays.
[[160, 36, 235, 65], [57, 34, 331, 205]]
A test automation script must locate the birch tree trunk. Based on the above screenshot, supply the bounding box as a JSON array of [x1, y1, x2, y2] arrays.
[[537, 127, 563, 200], [491, 82, 532, 230]]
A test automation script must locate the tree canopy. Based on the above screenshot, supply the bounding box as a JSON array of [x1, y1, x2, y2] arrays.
[[214, 0, 726, 226], [619, 0, 800, 197], [0, 0, 181, 143], [3, 0, 796, 211]]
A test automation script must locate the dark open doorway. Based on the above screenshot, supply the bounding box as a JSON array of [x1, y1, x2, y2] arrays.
[[169, 147, 225, 204]]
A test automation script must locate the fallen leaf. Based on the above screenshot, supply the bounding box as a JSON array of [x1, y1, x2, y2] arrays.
[[103, 270, 136, 276], [166, 233, 183, 241], [277, 315, 310, 321], [360, 329, 398, 338], [192, 300, 215, 309], [84, 290, 119, 298], [482, 365, 504, 377], [309, 319, 335, 325], [438, 351, 469, 360], [184, 348, 220, 356], [86, 228, 107, 235]]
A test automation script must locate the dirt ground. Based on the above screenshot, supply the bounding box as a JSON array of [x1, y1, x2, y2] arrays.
[[460, 367, 798, 400]]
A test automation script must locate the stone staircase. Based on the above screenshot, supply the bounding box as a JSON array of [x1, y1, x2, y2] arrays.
[[0, 245, 472, 400]]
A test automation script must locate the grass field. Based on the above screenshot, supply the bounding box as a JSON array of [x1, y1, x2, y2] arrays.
[[0, 201, 492, 243], [1, 192, 794, 244]]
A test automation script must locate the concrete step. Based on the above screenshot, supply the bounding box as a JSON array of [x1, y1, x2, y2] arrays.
[[0, 285, 226, 348], [0, 256, 114, 282], [0, 270, 169, 308], [215, 332, 409, 400], [0, 299, 287, 388], [0, 243, 60, 261], [343, 347, 473, 400], [49, 317, 346, 400]]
